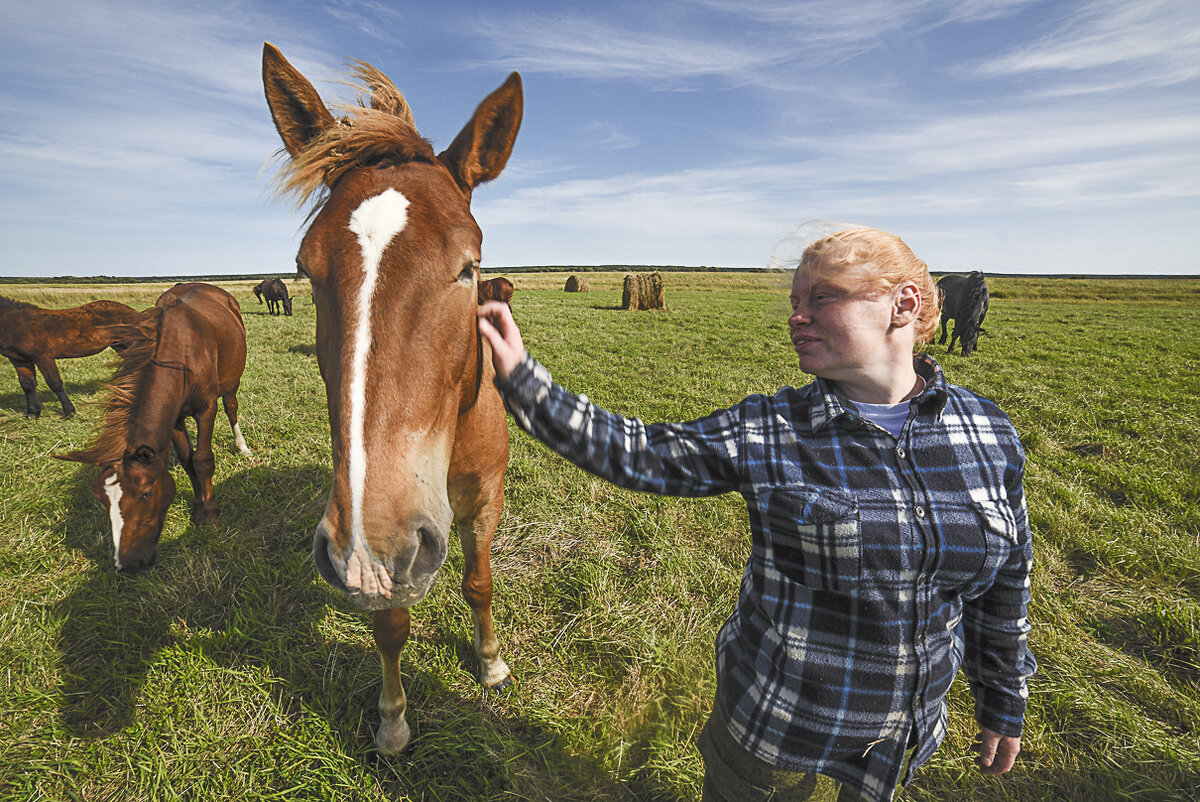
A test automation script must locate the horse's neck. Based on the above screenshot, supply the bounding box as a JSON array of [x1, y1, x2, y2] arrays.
[[127, 363, 188, 450]]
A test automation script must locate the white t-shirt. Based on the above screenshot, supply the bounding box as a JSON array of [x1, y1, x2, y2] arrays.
[[853, 400, 910, 439]]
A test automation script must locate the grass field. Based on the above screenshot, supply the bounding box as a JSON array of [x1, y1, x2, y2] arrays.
[[1, 272, 1198, 801]]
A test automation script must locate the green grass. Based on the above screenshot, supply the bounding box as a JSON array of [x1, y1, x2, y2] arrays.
[[1, 274, 1198, 800]]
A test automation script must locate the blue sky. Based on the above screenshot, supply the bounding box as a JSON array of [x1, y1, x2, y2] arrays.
[[2, 0, 1197, 277]]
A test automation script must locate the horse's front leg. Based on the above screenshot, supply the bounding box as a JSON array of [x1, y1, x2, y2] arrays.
[[9, 357, 40, 418], [34, 357, 74, 417], [171, 420, 197, 487], [372, 607, 412, 753], [458, 511, 512, 690], [189, 403, 220, 524]]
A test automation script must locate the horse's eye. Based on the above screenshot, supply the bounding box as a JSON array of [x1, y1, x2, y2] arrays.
[[141, 491, 152, 500], [457, 261, 478, 285]]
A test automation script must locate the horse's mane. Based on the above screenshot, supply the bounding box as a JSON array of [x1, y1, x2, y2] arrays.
[[0, 295, 39, 310], [271, 61, 437, 213], [64, 306, 164, 466]]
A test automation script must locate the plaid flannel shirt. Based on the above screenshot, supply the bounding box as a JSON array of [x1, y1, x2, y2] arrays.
[[496, 352, 1035, 802]]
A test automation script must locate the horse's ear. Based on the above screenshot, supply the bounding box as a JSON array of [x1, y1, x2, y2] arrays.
[[54, 450, 91, 464], [130, 445, 156, 464], [262, 42, 336, 158], [437, 72, 523, 200]]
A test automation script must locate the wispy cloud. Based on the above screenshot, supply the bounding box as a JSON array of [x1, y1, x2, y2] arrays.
[[471, 13, 789, 87], [978, 0, 1200, 85], [582, 121, 639, 151]]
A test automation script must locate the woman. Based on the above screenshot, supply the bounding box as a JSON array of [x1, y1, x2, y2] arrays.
[[478, 228, 1035, 802]]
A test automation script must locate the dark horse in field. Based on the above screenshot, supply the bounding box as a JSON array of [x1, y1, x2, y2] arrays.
[[263, 42, 520, 752], [58, 283, 252, 572], [0, 296, 138, 418], [253, 277, 293, 316], [937, 271, 989, 356]]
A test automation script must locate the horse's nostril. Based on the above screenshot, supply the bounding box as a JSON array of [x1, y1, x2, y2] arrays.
[[411, 522, 449, 579]]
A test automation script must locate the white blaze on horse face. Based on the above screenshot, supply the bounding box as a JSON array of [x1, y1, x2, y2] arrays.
[[103, 472, 125, 568], [346, 188, 411, 597]]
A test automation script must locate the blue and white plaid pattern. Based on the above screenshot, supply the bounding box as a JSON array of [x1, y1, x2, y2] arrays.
[[497, 353, 1035, 802]]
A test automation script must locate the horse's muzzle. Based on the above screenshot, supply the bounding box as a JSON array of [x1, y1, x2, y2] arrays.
[[311, 518, 448, 610]]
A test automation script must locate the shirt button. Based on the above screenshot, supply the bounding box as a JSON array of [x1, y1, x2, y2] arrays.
[[896, 446, 906, 459], [915, 505, 926, 519]]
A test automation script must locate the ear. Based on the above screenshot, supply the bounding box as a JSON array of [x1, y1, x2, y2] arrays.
[[437, 72, 523, 199], [130, 445, 157, 464], [262, 42, 336, 158], [892, 282, 921, 327]]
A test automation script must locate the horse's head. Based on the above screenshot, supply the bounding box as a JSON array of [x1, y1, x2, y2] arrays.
[[282, 294, 293, 316], [80, 446, 175, 572], [263, 43, 521, 611]]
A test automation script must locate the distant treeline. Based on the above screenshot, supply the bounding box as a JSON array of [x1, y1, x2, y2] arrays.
[[0, 268, 1194, 283], [0, 266, 769, 284]]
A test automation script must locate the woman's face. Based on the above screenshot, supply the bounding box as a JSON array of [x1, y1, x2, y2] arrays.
[[787, 261, 899, 382]]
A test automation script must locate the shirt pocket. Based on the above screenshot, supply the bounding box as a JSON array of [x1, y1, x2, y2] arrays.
[[758, 486, 861, 593], [963, 498, 1019, 598]]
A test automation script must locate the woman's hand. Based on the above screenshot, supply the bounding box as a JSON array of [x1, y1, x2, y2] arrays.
[[973, 728, 1020, 775], [477, 300, 527, 380]]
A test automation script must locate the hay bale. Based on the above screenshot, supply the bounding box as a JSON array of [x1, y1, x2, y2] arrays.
[[565, 275, 591, 292], [622, 271, 665, 310]]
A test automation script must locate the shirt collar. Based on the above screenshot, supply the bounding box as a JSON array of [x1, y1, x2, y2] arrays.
[[808, 352, 950, 431]]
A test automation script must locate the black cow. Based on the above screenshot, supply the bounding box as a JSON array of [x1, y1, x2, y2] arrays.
[[253, 278, 293, 316], [937, 271, 988, 356]]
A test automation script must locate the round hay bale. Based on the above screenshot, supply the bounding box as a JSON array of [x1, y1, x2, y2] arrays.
[[565, 275, 591, 292], [622, 271, 664, 310]]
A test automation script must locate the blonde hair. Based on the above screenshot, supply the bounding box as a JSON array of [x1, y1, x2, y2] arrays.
[[800, 228, 941, 346]]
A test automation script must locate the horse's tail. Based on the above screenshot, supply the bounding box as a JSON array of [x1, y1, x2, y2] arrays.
[[101, 305, 161, 359]]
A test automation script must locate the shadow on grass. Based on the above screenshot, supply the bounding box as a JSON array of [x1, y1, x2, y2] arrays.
[[0, 375, 110, 417], [50, 463, 657, 801]]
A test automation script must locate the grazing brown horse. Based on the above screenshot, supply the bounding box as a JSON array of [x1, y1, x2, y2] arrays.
[[253, 277, 293, 316], [263, 42, 520, 753], [0, 296, 137, 418], [58, 283, 252, 572]]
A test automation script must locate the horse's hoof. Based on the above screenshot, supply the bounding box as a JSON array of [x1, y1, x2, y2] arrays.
[[487, 675, 515, 693], [374, 716, 412, 754]]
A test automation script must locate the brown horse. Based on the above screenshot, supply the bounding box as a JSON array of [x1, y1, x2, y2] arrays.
[[58, 283, 252, 572], [253, 277, 293, 316], [0, 296, 138, 418], [478, 276, 515, 305], [263, 42, 520, 753]]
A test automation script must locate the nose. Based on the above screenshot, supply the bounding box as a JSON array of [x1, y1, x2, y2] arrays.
[[115, 548, 156, 574], [312, 515, 449, 610]]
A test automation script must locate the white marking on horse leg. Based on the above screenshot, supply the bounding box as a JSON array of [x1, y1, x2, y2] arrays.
[[472, 610, 512, 687], [103, 472, 125, 569], [232, 422, 252, 456], [344, 188, 411, 596]]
